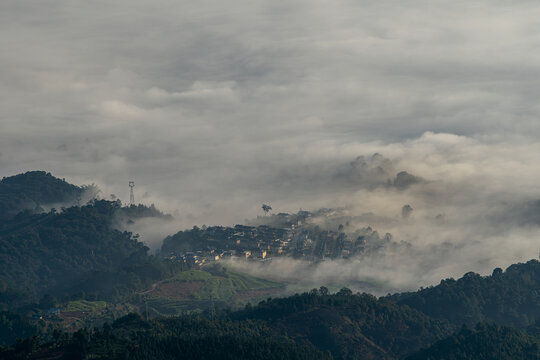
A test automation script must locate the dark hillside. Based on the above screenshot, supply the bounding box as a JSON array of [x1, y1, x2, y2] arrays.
[[388, 260, 540, 328], [3, 281, 540, 360], [0, 200, 169, 304], [234, 290, 454, 360], [405, 323, 540, 360], [0, 171, 83, 218], [0, 291, 454, 360], [0, 314, 332, 360]]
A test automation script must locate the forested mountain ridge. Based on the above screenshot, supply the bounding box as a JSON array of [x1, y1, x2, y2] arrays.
[[388, 259, 540, 328], [405, 323, 540, 360], [0, 200, 176, 308], [232, 290, 454, 360], [0, 313, 333, 360], [0, 171, 180, 309], [3, 288, 539, 360], [115, 203, 173, 222], [1, 257, 539, 359], [0, 291, 454, 360], [0, 171, 84, 218]]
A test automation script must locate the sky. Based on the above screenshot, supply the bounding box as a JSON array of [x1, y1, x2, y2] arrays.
[[1, 1, 540, 289]]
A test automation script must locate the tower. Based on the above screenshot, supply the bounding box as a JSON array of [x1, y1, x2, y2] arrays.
[[129, 181, 135, 205]]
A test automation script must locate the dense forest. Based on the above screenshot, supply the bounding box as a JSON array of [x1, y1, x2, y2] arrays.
[[0, 172, 185, 309], [231, 289, 453, 359], [115, 203, 173, 224], [405, 323, 540, 360], [0, 171, 84, 219], [0, 313, 332, 360], [0, 200, 180, 306], [388, 260, 540, 328], [1, 289, 539, 360]]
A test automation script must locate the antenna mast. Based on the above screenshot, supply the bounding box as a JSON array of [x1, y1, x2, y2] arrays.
[[129, 181, 135, 205]]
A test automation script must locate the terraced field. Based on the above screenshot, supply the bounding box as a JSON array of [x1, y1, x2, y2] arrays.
[[142, 268, 285, 315]]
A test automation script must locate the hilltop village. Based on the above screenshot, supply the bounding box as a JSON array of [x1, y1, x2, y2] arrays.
[[161, 210, 395, 266]]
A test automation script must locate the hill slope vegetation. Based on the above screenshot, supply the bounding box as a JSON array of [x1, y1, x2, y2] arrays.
[[388, 260, 540, 328]]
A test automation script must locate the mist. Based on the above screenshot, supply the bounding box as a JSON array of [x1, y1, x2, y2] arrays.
[[2, 1, 540, 291], [239, 134, 540, 293], [223, 140, 540, 295]]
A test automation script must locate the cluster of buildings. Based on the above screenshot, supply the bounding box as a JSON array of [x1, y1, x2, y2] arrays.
[[163, 213, 395, 265], [164, 224, 293, 265]]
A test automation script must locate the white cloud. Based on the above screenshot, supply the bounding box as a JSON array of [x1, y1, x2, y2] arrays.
[[147, 81, 239, 104], [1, 0, 540, 288], [100, 100, 145, 119]]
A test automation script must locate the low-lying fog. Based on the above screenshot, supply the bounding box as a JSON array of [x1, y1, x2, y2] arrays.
[[121, 134, 540, 295]]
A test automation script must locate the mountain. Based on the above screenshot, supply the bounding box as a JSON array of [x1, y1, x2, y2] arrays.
[[232, 290, 454, 360], [115, 203, 173, 222], [0, 313, 332, 360], [387, 260, 540, 328], [0, 171, 182, 309], [0, 171, 85, 218], [2, 263, 539, 359], [405, 323, 540, 360], [0, 200, 177, 308], [0, 291, 455, 360]]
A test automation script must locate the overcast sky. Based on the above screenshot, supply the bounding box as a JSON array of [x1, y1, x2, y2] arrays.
[[1, 1, 540, 282]]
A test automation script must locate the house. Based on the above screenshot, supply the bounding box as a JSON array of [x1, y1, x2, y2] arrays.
[[253, 249, 267, 259], [222, 250, 235, 258]]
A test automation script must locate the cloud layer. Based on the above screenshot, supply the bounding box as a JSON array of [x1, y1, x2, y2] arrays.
[[1, 1, 540, 289]]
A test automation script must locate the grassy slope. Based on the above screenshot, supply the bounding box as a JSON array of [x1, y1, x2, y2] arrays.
[[165, 269, 282, 301], [145, 269, 284, 315]]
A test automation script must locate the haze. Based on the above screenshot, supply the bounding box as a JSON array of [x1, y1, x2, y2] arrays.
[[1, 0, 540, 290]]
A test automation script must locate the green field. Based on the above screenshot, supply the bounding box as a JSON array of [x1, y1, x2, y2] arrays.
[[165, 268, 283, 301], [143, 267, 284, 315], [188, 269, 282, 301]]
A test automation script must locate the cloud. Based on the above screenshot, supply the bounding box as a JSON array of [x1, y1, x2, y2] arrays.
[[146, 81, 239, 108], [1, 0, 540, 289], [100, 100, 145, 119]]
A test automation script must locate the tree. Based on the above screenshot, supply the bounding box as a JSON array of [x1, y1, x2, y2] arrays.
[[336, 287, 353, 297], [319, 286, 329, 296], [262, 204, 272, 215], [402, 204, 413, 219]]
